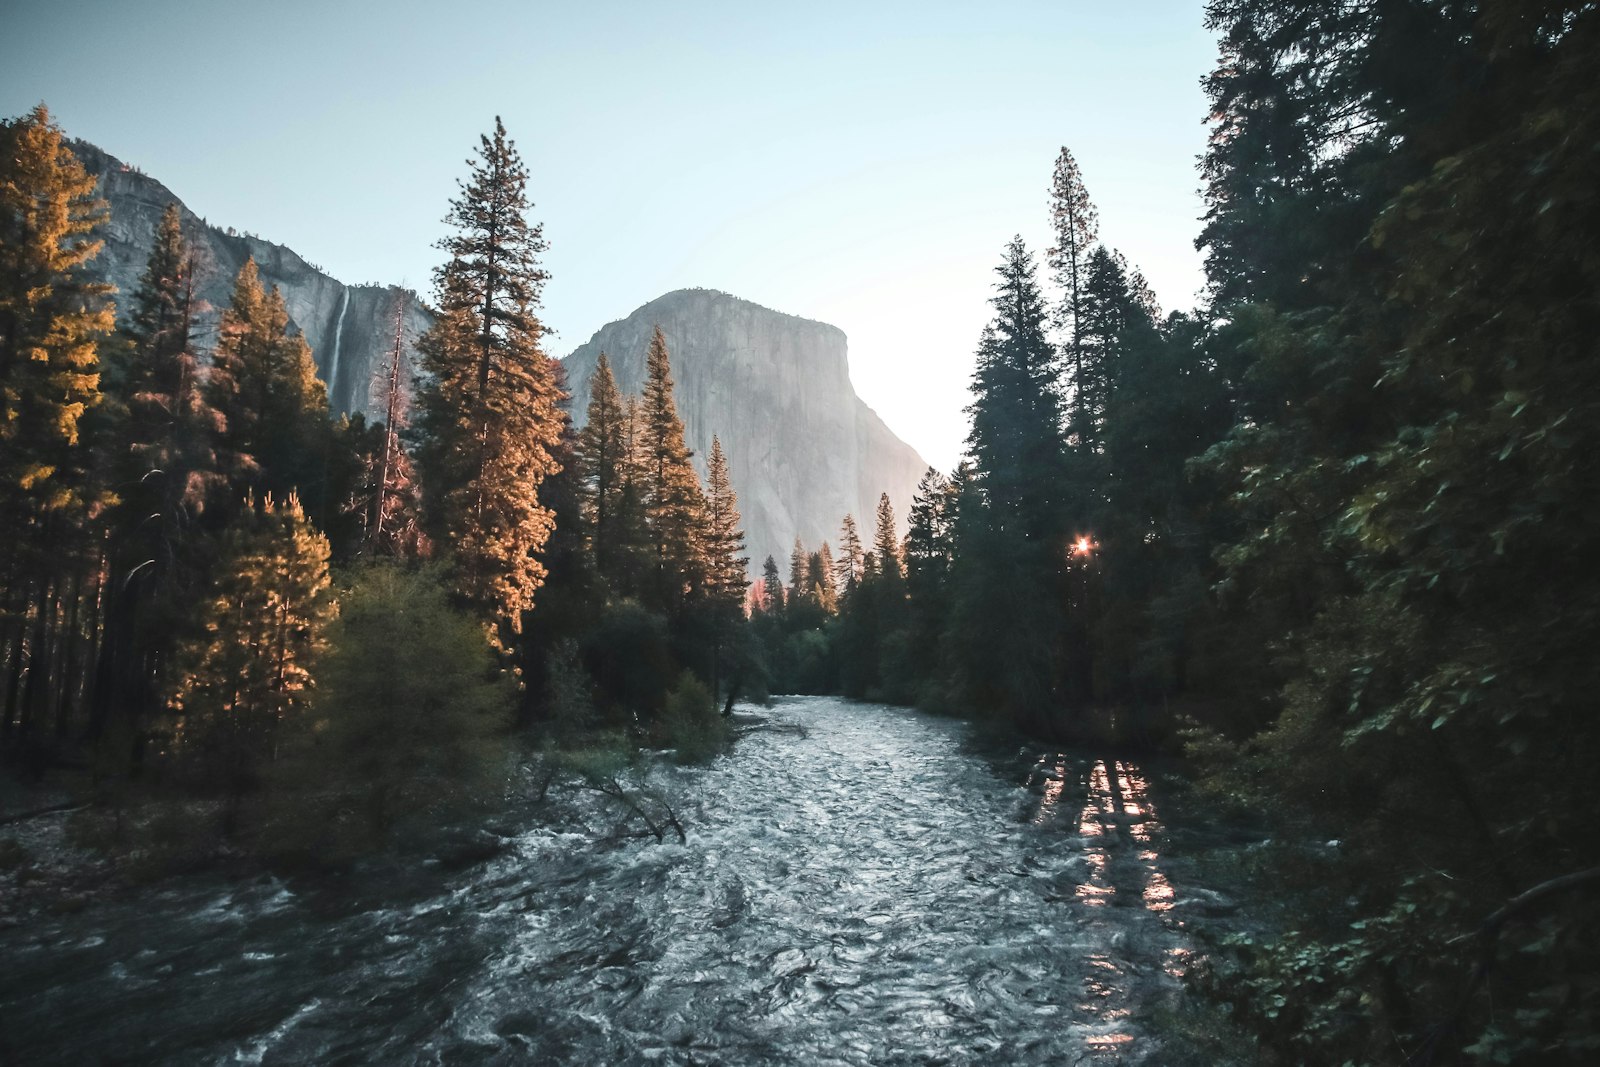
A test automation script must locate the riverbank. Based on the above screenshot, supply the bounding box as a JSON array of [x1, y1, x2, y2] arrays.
[[4, 697, 1273, 1064]]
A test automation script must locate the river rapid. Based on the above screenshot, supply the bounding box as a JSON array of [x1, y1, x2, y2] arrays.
[[1, 697, 1229, 1065]]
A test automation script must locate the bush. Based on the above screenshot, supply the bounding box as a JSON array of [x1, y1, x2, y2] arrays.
[[264, 563, 514, 861], [661, 672, 729, 765]]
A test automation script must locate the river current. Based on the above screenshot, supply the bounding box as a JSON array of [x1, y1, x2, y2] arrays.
[[1, 697, 1213, 1064]]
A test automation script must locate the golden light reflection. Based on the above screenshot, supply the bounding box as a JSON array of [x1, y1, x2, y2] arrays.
[[1057, 758, 1182, 918], [1033, 758, 1068, 826]]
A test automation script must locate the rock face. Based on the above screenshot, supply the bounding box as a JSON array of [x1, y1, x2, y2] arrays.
[[71, 141, 930, 574], [563, 290, 929, 576], [71, 140, 431, 420]]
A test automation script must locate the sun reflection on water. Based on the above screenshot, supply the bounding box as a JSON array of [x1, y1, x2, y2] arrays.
[[1033, 757, 1178, 917]]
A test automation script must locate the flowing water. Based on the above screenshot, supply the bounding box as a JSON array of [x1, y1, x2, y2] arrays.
[[0, 697, 1225, 1065]]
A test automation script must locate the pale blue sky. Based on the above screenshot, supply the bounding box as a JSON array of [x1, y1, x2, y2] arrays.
[[3, 1, 1217, 471]]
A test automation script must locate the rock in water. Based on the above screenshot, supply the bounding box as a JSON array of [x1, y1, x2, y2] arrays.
[[563, 289, 928, 576], [70, 140, 430, 420]]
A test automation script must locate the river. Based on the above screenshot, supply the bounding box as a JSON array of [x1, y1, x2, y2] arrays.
[[0, 696, 1228, 1065]]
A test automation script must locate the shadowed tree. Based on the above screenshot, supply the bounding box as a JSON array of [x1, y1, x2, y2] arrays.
[[637, 326, 707, 617]]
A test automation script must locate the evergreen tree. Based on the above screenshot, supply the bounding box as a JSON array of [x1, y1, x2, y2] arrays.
[[702, 437, 748, 612], [0, 106, 114, 753], [171, 493, 334, 828], [759, 554, 784, 614], [91, 203, 228, 749], [953, 237, 1070, 728], [275, 564, 511, 850], [904, 468, 953, 592], [577, 352, 628, 586], [815, 542, 838, 614], [834, 514, 863, 599], [788, 536, 809, 605], [637, 326, 707, 616], [871, 492, 902, 584], [1073, 246, 1158, 451], [701, 435, 748, 700], [413, 118, 566, 643], [362, 295, 424, 557], [207, 257, 328, 508], [1047, 146, 1099, 436]]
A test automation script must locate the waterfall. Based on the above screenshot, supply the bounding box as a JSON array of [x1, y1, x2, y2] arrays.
[[327, 289, 350, 411]]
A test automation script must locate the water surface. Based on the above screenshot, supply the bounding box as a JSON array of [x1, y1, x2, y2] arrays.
[[1, 696, 1203, 1064]]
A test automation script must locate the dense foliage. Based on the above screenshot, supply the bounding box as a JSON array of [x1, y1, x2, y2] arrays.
[[749, 4, 1600, 1061], [3, 3, 1597, 1056], [0, 111, 751, 860]]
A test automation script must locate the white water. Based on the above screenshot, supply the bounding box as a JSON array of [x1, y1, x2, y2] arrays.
[[0, 698, 1227, 1065], [326, 290, 349, 409]]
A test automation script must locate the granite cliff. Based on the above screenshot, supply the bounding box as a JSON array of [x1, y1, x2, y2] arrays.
[[72, 140, 430, 420], [563, 290, 929, 577], [72, 142, 929, 574]]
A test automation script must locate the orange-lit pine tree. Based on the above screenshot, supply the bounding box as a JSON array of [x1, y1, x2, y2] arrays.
[[414, 118, 565, 645]]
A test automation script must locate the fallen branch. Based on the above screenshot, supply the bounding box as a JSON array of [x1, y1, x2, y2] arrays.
[[580, 774, 686, 845]]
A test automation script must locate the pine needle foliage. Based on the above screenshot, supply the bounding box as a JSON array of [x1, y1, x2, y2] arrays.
[[638, 326, 707, 615], [170, 494, 334, 800], [414, 118, 566, 643], [0, 105, 113, 581]]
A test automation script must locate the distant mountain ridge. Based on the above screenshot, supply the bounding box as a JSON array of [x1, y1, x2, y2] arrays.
[[71, 140, 430, 420], [563, 289, 929, 576], [73, 141, 929, 574]]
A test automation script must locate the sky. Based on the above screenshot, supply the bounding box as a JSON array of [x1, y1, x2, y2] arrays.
[[3, 1, 1218, 472]]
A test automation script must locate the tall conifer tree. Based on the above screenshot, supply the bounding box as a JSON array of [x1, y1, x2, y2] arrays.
[[577, 352, 628, 585], [171, 493, 334, 827], [759, 555, 784, 614], [834, 514, 863, 598], [954, 237, 1070, 727], [0, 106, 114, 751], [1047, 146, 1100, 437], [872, 492, 903, 584], [91, 204, 227, 745], [414, 118, 565, 642], [207, 257, 327, 508], [637, 326, 707, 614]]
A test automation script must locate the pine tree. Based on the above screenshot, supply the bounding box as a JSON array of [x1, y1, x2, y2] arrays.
[[638, 326, 707, 615], [577, 352, 628, 585], [90, 203, 228, 747], [759, 555, 784, 614], [834, 514, 863, 598], [815, 542, 838, 614], [207, 257, 328, 507], [703, 436, 748, 611], [1073, 246, 1159, 451], [872, 492, 903, 583], [0, 106, 114, 752], [788, 536, 810, 606], [955, 237, 1071, 726], [171, 493, 334, 827], [413, 118, 566, 643], [1047, 146, 1100, 436], [904, 468, 953, 591], [701, 435, 748, 701], [362, 295, 424, 556]]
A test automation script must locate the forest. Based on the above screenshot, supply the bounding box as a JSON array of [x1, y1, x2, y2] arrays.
[[3, 0, 1598, 1063]]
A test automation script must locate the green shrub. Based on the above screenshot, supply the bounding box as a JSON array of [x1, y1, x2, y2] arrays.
[[661, 672, 729, 765]]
